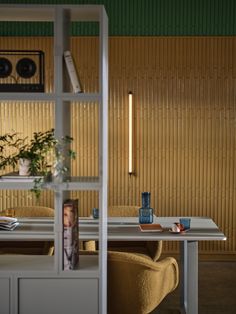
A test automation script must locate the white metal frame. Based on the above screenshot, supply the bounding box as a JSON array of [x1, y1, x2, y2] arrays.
[[0, 5, 108, 314]]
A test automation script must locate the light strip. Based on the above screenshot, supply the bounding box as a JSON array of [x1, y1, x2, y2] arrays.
[[128, 91, 133, 174]]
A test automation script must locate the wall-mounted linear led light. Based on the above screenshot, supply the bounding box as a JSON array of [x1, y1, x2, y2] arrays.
[[128, 91, 133, 174]]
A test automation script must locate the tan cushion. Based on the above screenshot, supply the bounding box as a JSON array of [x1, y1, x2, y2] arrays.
[[108, 205, 140, 217], [1, 206, 54, 217]]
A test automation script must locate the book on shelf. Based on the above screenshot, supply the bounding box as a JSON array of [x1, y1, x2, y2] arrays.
[[63, 199, 79, 270], [0, 172, 43, 181], [0, 216, 19, 231], [64, 50, 82, 93]]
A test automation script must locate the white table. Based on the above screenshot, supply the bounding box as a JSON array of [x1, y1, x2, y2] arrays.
[[79, 216, 226, 314], [0, 216, 226, 314]]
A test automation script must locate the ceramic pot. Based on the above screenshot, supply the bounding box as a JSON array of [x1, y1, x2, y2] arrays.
[[19, 158, 31, 176]]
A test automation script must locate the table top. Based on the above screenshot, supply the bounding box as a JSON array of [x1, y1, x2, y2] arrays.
[[80, 216, 227, 241], [0, 216, 226, 242]]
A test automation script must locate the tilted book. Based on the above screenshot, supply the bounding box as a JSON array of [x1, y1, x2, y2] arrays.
[[64, 51, 82, 93], [63, 199, 79, 270]]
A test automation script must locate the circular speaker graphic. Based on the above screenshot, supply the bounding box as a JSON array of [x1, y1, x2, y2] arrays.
[[16, 57, 37, 78], [0, 50, 45, 92], [0, 57, 12, 78]]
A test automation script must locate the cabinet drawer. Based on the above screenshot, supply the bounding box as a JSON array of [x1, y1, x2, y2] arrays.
[[0, 278, 10, 314], [19, 278, 98, 314]]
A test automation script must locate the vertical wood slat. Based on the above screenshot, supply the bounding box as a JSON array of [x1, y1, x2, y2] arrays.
[[0, 36, 235, 256], [110, 36, 236, 255]]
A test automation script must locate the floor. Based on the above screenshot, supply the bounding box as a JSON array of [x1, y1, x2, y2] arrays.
[[151, 261, 236, 314]]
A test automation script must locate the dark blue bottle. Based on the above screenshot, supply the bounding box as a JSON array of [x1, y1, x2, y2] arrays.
[[139, 192, 153, 224]]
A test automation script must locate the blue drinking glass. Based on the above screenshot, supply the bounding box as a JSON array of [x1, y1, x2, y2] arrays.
[[92, 208, 99, 219], [179, 218, 191, 230]]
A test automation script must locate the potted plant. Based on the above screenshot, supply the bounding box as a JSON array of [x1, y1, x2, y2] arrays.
[[0, 128, 76, 198], [0, 129, 56, 176]]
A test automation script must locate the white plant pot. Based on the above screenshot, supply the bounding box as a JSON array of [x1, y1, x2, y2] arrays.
[[52, 174, 63, 184], [19, 158, 31, 176]]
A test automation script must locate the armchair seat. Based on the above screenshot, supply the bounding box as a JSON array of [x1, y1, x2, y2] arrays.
[[108, 251, 179, 314]]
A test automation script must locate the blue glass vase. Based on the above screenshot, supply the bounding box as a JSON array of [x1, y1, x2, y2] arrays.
[[139, 192, 153, 224]]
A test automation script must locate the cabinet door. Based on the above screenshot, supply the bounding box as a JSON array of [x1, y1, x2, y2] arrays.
[[0, 278, 10, 314], [19, 278, 98, 314]]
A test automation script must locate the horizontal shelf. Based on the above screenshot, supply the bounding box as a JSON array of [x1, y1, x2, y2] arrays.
[[0, 222, 54, 240], [0, 255, 54, 273], [0, 181, 35, 190], [0, 222, 98, 241], [0, 92, 101, 102], [0, 93, 55, 101], [48, 176, 101, 191], [0, 255, 99, 277], [0, 176, 101, 190], [60, 255, 99, 278], [0, 5, 104, 22], [62, 93, 101, 102]]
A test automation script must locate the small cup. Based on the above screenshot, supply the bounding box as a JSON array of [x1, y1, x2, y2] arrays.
[[92, 208, 99, 219], [179, 218, 191, 230]]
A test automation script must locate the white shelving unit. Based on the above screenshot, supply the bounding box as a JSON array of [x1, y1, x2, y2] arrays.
[[0, 5, 108, 314]]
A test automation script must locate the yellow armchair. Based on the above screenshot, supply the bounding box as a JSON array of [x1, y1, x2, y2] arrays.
[[83, 206, 163, 261], [108, 251, 179, 314], [0, 206, 54, 255]]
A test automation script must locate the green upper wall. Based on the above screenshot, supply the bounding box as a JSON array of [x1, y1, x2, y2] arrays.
[[0, 0, 236, 36]]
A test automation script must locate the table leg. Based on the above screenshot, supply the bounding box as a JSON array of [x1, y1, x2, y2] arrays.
[[180, 241, 198, 314]]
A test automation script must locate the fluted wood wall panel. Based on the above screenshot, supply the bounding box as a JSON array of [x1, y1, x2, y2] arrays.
[[0, 36, 235, 257]]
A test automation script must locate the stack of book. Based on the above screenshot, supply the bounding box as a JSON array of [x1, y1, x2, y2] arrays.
[[0, 216, 19, 231]]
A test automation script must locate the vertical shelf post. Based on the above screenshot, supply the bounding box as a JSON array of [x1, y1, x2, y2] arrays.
[[54, 7, 71, 273], [98, 6, 108, 314]]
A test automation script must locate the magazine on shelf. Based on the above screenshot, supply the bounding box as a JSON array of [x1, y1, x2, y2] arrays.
[[64, 51, 82, 93], [63, 199, 79, 270], [0, 216, 19, 231]]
